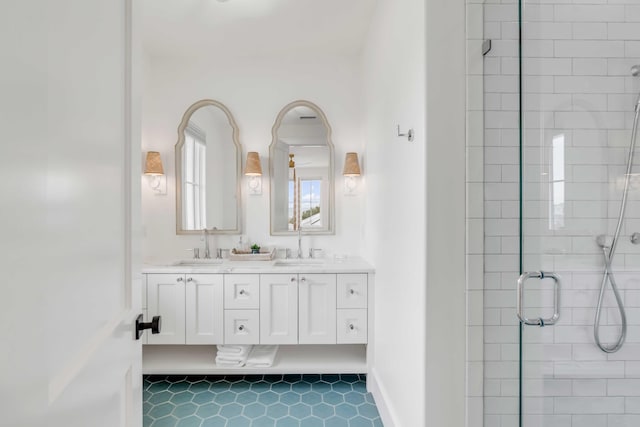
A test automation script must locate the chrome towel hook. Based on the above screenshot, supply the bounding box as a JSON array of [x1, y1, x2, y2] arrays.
[[397, 125, 414, 142]]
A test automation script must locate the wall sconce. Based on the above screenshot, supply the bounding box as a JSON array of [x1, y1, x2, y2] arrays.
[[144, 151, 167, 195], [244, 151, 263, 195], [343, 152, 361, 195]]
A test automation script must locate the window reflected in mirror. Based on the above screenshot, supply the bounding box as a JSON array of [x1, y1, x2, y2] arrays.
[[270, 100, 334, 235], [182, 123, 207, 230], [288, 169, 324, 230], [175, 100, 242, 235]]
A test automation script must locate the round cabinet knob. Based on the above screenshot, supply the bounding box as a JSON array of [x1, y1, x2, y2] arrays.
[[290, 277, 296, 282], [349, 324, 355, 330], [238, 325, 245, 331], [300, 277, 306, 283], [239, 289, 246, 295], [176, 277, 184, 282], [349, 289, 355, 295], [187, 277, 193, 282]]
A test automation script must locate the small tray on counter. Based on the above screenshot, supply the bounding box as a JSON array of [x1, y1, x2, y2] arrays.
[[228, 248, 276, 261]]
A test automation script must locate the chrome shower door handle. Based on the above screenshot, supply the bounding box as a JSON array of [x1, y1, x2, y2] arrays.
[[516, 271, 561, 327]]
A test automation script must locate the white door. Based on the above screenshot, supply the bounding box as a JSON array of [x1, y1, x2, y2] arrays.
[[0, 1, 142, 426], [260, 274, 299, 344], [299, 274, 337, 344]]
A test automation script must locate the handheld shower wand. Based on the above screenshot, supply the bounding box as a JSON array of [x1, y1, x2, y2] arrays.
[[593, 65, 640, 353], [633, 65, 640, 112]]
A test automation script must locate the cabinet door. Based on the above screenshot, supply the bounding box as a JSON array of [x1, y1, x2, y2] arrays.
[[260, 274, 298, 344], [147, 274, 185, 344], [299, 274, 337, 344], [185, 274, 224, 344]]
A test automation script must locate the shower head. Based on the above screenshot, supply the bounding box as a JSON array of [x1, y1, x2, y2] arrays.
[[596, 234, 612, 249]]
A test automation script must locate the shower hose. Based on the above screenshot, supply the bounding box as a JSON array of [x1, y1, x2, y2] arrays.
[[593, 93, 640, 353]]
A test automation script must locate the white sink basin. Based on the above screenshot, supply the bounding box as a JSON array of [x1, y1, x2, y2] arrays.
[[273, 259, 326, 267], [172, 259, 224, 266]]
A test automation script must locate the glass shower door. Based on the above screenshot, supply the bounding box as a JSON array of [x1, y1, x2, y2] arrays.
[[518, 1, 640, 426]]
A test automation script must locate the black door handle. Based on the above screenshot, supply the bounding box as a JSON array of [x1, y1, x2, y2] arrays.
[[135, 314, 161, 340]]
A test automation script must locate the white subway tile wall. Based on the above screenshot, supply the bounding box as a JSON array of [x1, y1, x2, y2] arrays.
[[483, 1, 640, 426]]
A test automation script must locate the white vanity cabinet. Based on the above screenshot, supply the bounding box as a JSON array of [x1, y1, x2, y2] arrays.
[[142, 259, 374, 375], [146, 273, 224, 345]]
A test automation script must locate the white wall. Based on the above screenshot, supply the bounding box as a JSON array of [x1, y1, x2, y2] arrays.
[[361, 0, 426, 423], [362, 0, 466, 425], [425, 0, 468, 426], [141, 54, 365, 262]]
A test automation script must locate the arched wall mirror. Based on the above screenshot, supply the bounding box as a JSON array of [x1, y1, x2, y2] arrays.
[[175, 99, 242, 235], [269, 100, 335, 235]]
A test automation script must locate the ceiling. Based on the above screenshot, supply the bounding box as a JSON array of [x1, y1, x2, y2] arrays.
[[142, 0, 378, 59]]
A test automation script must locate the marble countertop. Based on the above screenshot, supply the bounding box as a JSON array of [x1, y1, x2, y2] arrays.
[[142, 256, 375, 274]]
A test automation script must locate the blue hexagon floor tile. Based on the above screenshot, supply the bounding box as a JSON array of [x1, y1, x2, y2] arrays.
[[144, 374, 382, 427]]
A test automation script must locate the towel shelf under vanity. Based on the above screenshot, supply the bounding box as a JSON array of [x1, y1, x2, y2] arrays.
[[142, 344, 367, 375]]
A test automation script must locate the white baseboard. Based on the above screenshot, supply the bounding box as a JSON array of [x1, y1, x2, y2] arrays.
[[368, 367, 398, 427]]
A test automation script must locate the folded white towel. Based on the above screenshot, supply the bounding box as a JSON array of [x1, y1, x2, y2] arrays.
[[216, 350, 250, 367], [245, 345, 279, 368], [216, 355, 243, 362], [216, 345, 253, 356], [215, 358, 245, 367]]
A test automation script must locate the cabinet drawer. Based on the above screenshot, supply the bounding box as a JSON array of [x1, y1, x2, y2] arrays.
[[224, 274, 260, 309], [337, 309, 367, 344], [337, 274, 367, 309], [224, 310, 260, 344]]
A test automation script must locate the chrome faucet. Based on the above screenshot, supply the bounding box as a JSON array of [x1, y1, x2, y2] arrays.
[[309, 248, 322, 259], [202, 228, 211, 259], [297, 224, 303, 259]]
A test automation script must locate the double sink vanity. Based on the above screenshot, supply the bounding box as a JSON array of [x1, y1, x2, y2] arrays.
[[141, 257, 374, 375], [142, 98, 374, 375]]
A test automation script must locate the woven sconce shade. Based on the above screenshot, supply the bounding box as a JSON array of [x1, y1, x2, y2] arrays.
[[343, 152, 361, 176], [144, 151, 164, 175], [244, 152, 262, 176]]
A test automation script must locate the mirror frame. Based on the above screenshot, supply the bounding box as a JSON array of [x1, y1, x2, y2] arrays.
[[269, 100, 335, 236], [175, 99, 242, 235]]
